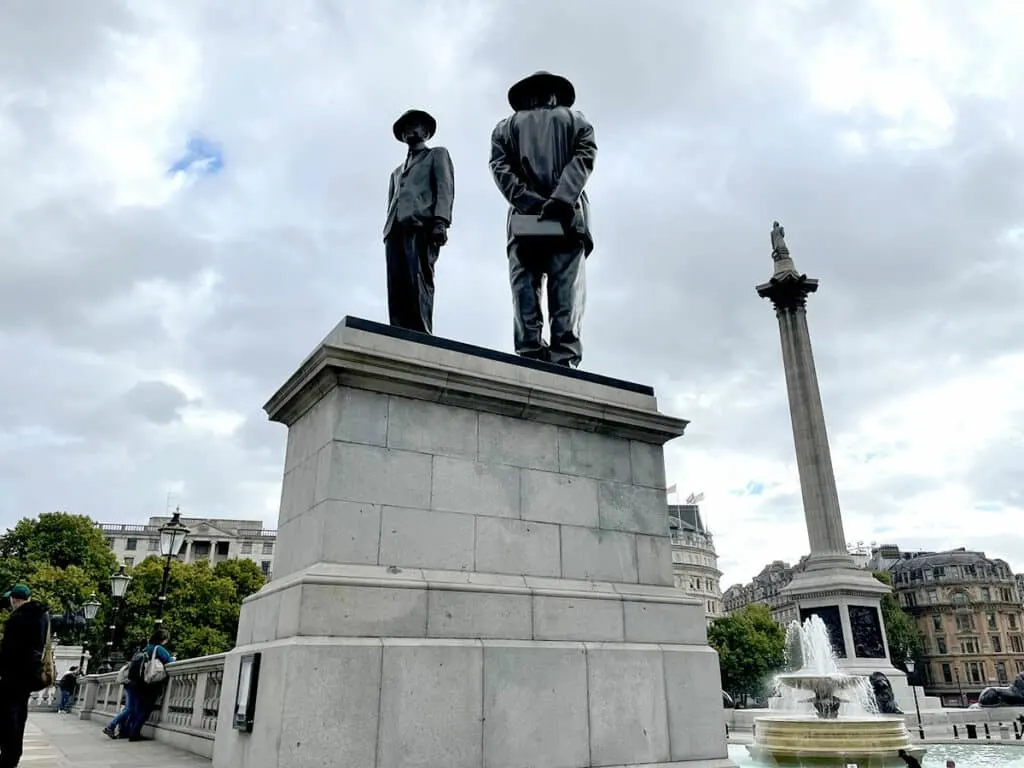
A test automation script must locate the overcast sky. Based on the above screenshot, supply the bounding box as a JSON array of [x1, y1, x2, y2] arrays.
[[2, 1, 1022, 588]]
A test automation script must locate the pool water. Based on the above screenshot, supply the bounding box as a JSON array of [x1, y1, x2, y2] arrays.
[[727, 742, 1024, 766]]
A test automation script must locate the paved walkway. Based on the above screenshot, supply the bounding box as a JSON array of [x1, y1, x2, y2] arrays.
[[21, 713, 211, 767]]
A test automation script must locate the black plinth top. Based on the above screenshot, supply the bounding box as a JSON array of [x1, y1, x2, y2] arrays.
[[341, 316, 654, 396]]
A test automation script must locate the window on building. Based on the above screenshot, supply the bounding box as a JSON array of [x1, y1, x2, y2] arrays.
[[937, 638, 948, 654], [942, 663, 953, 683], [241, 541, 253, 554], [216, 541, 230, 556], [148, 539, 158, 551], [260, 560, 271, 576], [966, 662, 983, 684], [932, 615, 943, 631], [955, 614, 975, 632], [904, 593, 917, 607], [927, 589, 937, 604], [951, 592, 967, 604], [124, 557, 134, 567], [1011, 636, 1024, 653], [262, 542, 274, 555], [996, 662, 1008, 684], [987, 613, 998, 630], [1001, 588, 1014, 603], [105, 537, 114, 548], [981, 587, 991, 602], [1017, 661, 1024, 674], [992, 635, 1002, 653], [960, 638, 979, 654], [933, 566, 945, 578], [671, 551, 682, 563], [1008, 614, 1019, 630], [125, 538, 137, 551]]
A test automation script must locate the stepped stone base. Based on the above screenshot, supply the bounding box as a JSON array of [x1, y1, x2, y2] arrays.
[[213, 317, 733, 768]]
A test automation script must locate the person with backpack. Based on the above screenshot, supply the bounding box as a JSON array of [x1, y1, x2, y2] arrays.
[[0, 584, 49, 768], [124, 628, 173, 741], [56, 666, 79, 714], [102, 642, 142, 739]]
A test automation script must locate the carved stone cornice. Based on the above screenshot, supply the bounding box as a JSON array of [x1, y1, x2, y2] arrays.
[[755, 269, 819, 314]]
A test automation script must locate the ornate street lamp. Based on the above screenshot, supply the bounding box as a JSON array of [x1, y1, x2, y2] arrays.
[[106, 567, 132, 666], [82, 594, 101, 621], [155, 510, 189, 627], [905, 658, 924, 739], [79, 594, 101, 671]]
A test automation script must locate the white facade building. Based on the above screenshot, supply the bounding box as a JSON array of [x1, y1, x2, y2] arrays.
[[99, 516, 277, 578], [668, 504, 724, 621]]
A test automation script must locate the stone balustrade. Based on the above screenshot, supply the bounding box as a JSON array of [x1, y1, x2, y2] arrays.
[[73, 653, 226, 758]]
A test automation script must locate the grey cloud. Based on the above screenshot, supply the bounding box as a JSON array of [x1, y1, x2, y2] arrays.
[[119, 381, 189, 425], [0, 1, 1021, 572]]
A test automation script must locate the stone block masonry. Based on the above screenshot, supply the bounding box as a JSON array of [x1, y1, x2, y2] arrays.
[[214, 317, 734, 768]]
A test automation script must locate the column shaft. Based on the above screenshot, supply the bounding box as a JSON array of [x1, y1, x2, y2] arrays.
[[776, 307, 847, 555]]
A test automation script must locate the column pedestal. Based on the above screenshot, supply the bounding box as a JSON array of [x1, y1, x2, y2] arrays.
[[212, 317, 734, 768]]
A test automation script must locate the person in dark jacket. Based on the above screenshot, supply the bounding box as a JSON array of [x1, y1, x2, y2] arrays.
[[125, 629, 174, 741], [489, 71, 597, 368], [382, 108, 455, 335], [0, 585, 48, 768], [56, 666, 79, 714]]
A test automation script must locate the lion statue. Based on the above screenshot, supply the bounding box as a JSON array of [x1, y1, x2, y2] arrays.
[[870, 672, 903, 715], [978, 673, 1024, 707]]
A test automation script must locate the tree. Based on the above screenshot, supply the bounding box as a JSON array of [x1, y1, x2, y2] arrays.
[[0, 512, 265, 663], [0, 512, 119, 650], [213, 558, 265, 603], [0, 512, 118, 587], [119, 556, 265, 659], [873, 571, 924, 670], [708, 604, 786, 702]]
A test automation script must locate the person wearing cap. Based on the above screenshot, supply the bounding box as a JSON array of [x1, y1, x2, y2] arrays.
[[382, 108, 455, 335], [0, 585, 48, 768], [489, 71, 597, 368]]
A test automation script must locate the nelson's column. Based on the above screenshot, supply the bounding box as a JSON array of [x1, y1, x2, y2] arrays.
[[756, 222, 914, 702]]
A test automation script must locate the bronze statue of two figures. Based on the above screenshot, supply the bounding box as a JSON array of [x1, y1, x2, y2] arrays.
[[383, 71, 595, 369]]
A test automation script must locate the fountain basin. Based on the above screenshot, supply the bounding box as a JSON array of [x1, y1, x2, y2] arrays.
[[748, 715, 923, 766]]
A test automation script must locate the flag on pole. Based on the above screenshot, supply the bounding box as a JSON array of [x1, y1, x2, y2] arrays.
[[665, 484, 677, 495], [685, 491, 705, 504]]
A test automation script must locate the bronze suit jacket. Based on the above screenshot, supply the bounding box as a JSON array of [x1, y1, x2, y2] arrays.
[[489, 105, 597, 255], [383, 146, 455, 241]]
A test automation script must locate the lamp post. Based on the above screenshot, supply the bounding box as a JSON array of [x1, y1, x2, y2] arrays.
[[155, 510, 189, 628], [954, 666, 965, 708], [79, 594, 100, 671], [905, 658, 924, 739], [106, 566, 132, 666]]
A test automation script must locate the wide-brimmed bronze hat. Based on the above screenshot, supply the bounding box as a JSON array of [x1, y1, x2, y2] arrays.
[[392, 109, 437, 141], [507, 71, 576, 111]]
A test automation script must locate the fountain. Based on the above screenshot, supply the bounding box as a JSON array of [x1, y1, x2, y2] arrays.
[[747, 615, 925, 767]]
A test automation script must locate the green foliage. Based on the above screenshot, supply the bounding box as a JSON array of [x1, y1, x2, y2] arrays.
[[708, 603, 787, 701], [0, 512, 266, 663], [213, 558, 266, 603], [119, 556, 265, 659], [872, 571, 924, 671], [0, 512, 117, 587]]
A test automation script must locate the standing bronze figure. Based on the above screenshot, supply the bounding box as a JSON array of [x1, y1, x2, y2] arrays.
[[383, 109, 455, 334], [489, 72, 597, 367]]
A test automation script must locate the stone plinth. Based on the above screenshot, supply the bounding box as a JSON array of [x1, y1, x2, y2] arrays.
[[213, 317, 733, 768]]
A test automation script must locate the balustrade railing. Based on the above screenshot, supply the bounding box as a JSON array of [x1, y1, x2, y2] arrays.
[[72, 653, 226, 758]]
